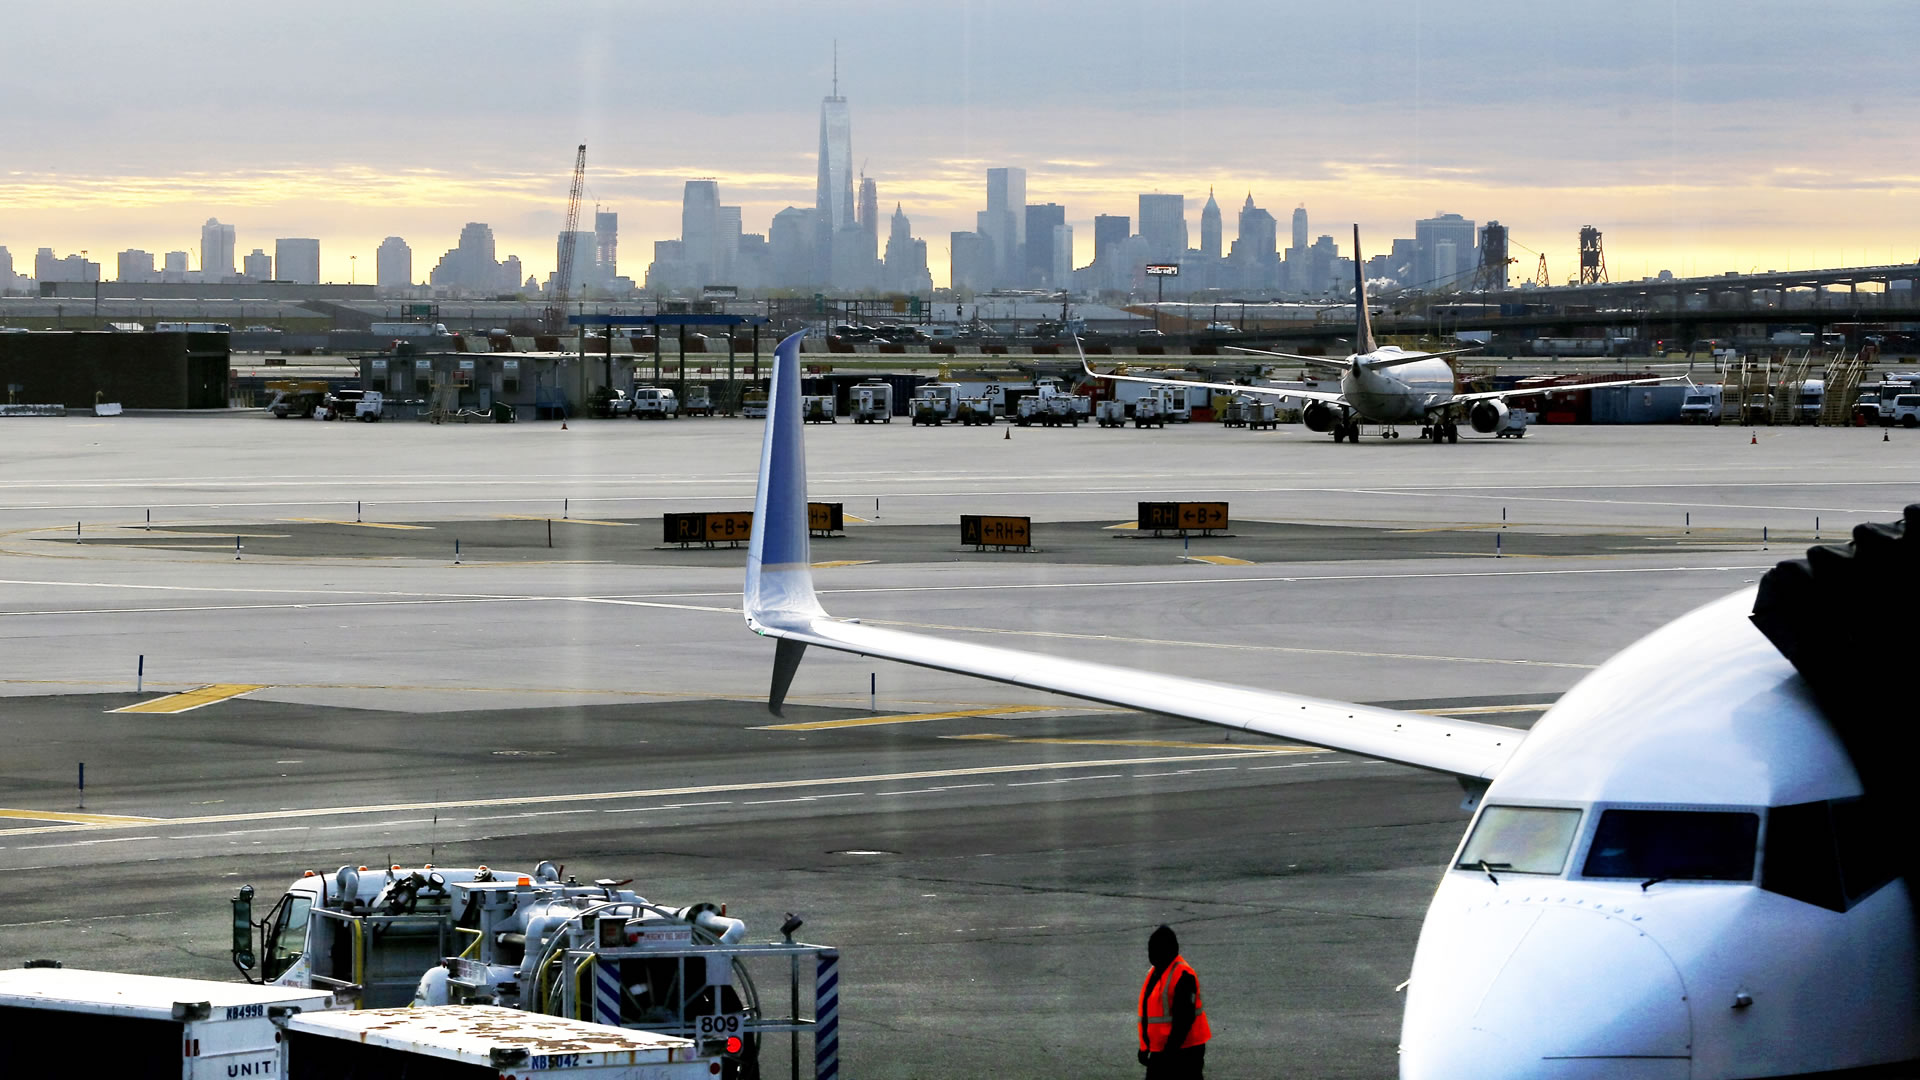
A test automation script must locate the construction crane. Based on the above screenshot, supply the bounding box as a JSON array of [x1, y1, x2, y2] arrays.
[[544, 144, 587, 334]]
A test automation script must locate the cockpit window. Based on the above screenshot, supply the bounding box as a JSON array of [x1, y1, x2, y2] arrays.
[[1581, 809, 1758, 882], [1456, 806, 1582, 875]]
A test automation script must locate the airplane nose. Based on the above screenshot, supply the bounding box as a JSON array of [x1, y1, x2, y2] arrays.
[[1401, 901, 1691, 1079]]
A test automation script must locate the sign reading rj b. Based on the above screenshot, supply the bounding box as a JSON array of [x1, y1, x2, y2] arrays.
[[664, 511, 754, 546], [961, 514, 1032, 549], [1138, 501, 1229, 534]]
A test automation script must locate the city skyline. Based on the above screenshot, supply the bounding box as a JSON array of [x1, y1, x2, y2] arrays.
[[3, 3, 1915, 291]]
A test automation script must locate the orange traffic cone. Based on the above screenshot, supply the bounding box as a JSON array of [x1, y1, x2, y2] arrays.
[[561, 420, 569, 430], [1750, 432, 1757, 445], [1004, 426, 1010, 440]]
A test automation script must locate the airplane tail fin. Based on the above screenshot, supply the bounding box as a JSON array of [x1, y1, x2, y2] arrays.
[[1353, 224, 1377, 355], [745, 330, 826, 712]]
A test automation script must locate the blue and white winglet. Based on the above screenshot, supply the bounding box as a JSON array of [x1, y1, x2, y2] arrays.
[[744, 331, 1520, 782]]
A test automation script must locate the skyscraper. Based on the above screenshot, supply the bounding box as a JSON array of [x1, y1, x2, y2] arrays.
[[1231, 194, 1278, 291], [1093, 214, 1132, 292], [116, 249, 156, 283], [717, 206, 742, 284], [883, 203, 932, 295], [376, 237, 412, 289], [1414, 212, 1476, 291], [275, 238, 320, 284], [984, 167, 1027, 286], [681, 179, 722, 286], [554, 231, 595, 297], [1291, 206, 1309, 255], [1138, 194, 1187, 262], [429, 222, 511, 294], [816, 72, 854, 233], [856, 177, 880, 262], [769, 207, 822, 287], [1200, 189, 1222, 261], [949, 231, 991, 294], [243, 248, 272, 281], [201, 218, 236, 282], [594, 211, 618, 283], [0, 246, 14, 292], [1023, 204, 1066, 287]]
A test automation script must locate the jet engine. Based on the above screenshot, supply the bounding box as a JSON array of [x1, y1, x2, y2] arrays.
[[1469, 400, 1510, 434], [1302, 401, 1336, 433]]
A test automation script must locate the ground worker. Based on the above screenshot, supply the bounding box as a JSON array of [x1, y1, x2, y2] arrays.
[[1137, 924, 1212, 1078]]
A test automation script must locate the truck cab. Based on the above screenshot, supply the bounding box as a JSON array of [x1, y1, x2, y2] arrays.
[[1679, 386, 1723, 424]]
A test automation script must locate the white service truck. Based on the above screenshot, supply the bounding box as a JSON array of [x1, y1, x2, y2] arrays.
[[1679, 385, 1723, 424], [910, 383, 961, 425], [628, 387, 678, 419], [232, 860, 836, 1074], [1014, 381, 1083, 427], [851, 380, 893, 423]]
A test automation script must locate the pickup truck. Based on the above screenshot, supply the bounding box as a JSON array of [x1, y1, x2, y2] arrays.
[[325, 389, 383, 421]]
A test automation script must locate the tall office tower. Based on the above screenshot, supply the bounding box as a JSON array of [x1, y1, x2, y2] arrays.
[[1093, 215, 1130, 267], [0, 246, 13, 292], [816, 73, 854, 232], [430, 222, 503, 293], [35, 248, 100, 282], [376, 237, 412, 288], [1413, 211, 1476, 291], [949, 231, 992, 294], [1200, 189, 1222, 260], [164, 251, 189, 273], [594, 211, 618, 283], [1050, 225, 1074, 292], [276, 238, 320, 284], [1230, 194, 1278, 292], [116, 249, 155, 283], [554, 231, 595, 296], [883, 203, 932, 294], [856, 176, 880, 264], [717, 206, 742, 283], [983, 167, 1027, 285], [1023, 203, 1066, 287], [243, 248, 273, 281], [201, 218, 236, 282], [1138, 194, 1187, 262], [681, 179, 722, 286], [769, 206, 822, 287], [1291, 206, 1308, 255]]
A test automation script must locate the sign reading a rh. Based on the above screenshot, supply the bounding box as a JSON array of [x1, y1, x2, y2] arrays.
[[961, 515, 1032, 550]]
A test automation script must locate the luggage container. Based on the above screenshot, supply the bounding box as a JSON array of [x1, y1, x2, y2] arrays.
[[284, 1005, 713, 1079], [0, 966, 334, 1078]]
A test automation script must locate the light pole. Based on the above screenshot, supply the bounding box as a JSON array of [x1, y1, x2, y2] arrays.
[[350, 254, 357, 285]]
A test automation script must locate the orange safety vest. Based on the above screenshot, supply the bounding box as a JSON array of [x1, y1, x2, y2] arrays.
[[1138, 955, 1212, 1052]]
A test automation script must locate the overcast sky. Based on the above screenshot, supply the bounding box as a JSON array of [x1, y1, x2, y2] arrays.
[[4, 1, 1915, 286]]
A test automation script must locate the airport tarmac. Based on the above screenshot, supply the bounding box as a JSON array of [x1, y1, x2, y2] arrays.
[[0, 413, 1914, 1078]]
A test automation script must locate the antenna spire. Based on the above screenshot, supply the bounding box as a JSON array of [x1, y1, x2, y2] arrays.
[[833, 40, 839, 97]]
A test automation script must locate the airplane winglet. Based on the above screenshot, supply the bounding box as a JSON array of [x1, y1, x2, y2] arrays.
[[745, 331, 827, 649]]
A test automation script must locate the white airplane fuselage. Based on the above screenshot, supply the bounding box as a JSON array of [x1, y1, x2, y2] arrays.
[[1337, 352, 1457, 424], [1399, 590, 1920, 1078]]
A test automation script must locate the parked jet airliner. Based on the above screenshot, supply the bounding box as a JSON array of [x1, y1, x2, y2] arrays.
[[744, 329, 1917, 1078], [1085, 225, 1677, 442]]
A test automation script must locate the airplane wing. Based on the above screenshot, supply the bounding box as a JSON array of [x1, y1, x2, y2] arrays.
[[746, 331, 1524, 782], [1223, 345, 1352, 370], [1081, 358, 1350, 406], [1366, 347, 1481, 369], [1451, 374, 1685, 405]]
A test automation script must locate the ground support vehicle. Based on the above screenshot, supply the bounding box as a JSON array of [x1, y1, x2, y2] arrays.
[[324, 389, 383, 421], [1680, 386, 1723, 424], [1493, 408, 1530, 438], [910, 383, 960, 425], [0, 966, 335, 1078], [851, 380, 892, 423], [1219, 398, 1249, 427], [286, 1005, 713, 1078], [802, 395, 837, 423], [268, 381, 329, 418], [1890, 393, 1920, 428], [957, 394, 996, 425], [629, 387, 679, 419], [1244, 400, 1279, 430], [1096, 399, 1127, 427], [235, 861, 840, 1077], [741, 389, 768, 419], [1133, 395, 1166, 429], [682, 385, 716, 416]]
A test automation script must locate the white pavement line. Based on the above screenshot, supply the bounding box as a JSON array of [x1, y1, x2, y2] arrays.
[[1007, 774, 1122, 787], [314, 818, 435, 831], [0, 910, 176, 929], [0, 750, 1290, 839], [1248, 761, 1354, 771], [460, 810, 597, 822], [602, 801, 734, 814], [565, 596, 742, 615], [0, 579, 526, 599], [873, 784, 995, 796], [742, 792, 867, 806], [1337, 487, 1903, 516], [14, 835, 158, 850]]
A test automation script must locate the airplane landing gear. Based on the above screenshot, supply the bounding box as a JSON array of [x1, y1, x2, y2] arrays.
[[1381, 427, 1400, 439], [1332, 420, 1359, 443]]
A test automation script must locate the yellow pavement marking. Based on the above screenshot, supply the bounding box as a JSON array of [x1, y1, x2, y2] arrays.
[[0, 808, 162, 825], [0, 750, 1303, 839], [1412, 703, 1551, 716], [841, 514, 872, 524], [113, 529, 290, 538], [1184, 555, 1254, 566], [755, 705, 1062, 731], [1388, 524, 1504, 533], [810, 560, 877, 569], [498, 514, 632, 527], [285, 518, 434, 530], [113, 683, 268, 714], [946, 734, 1322, 753], [1105, 520, 1140, 530]]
